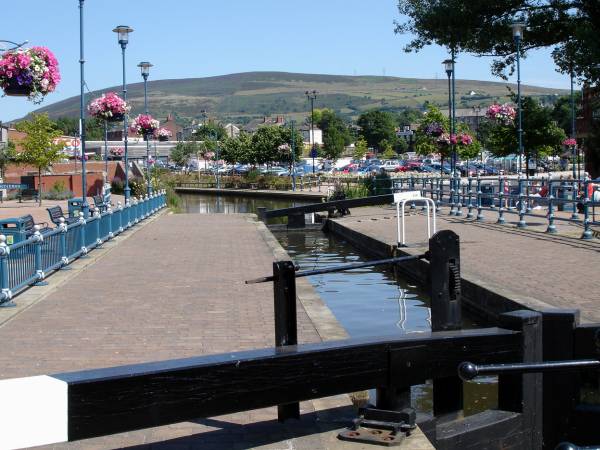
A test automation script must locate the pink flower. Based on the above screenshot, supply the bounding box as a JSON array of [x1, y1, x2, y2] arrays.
[[563, 138, 577, 147]]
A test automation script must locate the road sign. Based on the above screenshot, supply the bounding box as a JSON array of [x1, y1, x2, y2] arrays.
[[0, 183, 27, 190], [394, 191, 421, 203], [310, 148, 318, 158]]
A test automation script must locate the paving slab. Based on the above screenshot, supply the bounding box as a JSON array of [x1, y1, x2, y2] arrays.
[[0, 213, 432, 449], [330, 205, 600, 323]]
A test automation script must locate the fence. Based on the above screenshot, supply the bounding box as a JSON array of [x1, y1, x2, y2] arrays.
[[0, 190, 167, 306], [380, 174, 599, 240]]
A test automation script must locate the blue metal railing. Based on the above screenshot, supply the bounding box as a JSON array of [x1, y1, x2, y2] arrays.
[[0, 191, 167, 306], [389, 175, 599, 240]]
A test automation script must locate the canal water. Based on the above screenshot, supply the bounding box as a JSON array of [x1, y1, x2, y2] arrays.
[[180, 193, 496, 415]]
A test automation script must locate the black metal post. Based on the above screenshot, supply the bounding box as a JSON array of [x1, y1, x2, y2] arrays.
[[273, 260, 300, 422], [79, 0, 89, 218], [497, 310, 543, 449], [429, 230, 463, 416]]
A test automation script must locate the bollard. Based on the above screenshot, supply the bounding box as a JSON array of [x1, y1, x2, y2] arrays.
[[33, 225, 47, 286], [410, 175, 416, 210], [497, 177, 506, 224], [429, 230, 462, 415], [476, 176, 484, 221], [0, 234, 13, 307], [436, 177, 442, 212], [571, 179, 579, 220], [517, 177, 527, 228], [117, 201, 124, 233], [79, 212, 88, 255], [448, 175, 455, 215], [273, 260, 300, 422], [58, 217, 70, 269], [582, 181, 593, 240]]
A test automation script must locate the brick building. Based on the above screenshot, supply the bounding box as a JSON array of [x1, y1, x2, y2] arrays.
[[578, 85, 600, 177]]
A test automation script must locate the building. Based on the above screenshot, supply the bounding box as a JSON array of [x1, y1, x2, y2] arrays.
[[578, 85, 600, 177], [224, 123, 240, 138], [243, 116, 286, 133], [161, 113, 183, 141], [441, 107, 486, 135], [300, 126, 323, 147]]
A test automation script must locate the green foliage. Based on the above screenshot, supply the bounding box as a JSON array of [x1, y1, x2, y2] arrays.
[[249, 125, 302, 165], [312, 109, 351, 161], [221, 132, 252, 164], [170, 141, 198, 166], [395, 0, 600, 83], [357, 110, 398, 150], [14, 114, 64, 205], [165, 185, 182, 213], [414, 105, 450, 158], [129, 177, 147, 198], [380, 140, 396, 159], [111, 178, 124, 195], [551, 95, 578, 135], [0, 140, 17, 178], [54, 116, 105, 140], [193, 121, 227, 141], [481, 97, 567, 159], [354, 137, 368, 159]]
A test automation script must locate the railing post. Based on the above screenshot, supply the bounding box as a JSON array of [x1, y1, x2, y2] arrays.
[[455, 175, 463, 217], [59, 217, 70, 269], [0, 234, 13, 307], [546, 185, 557, 233], [497, 177, 506, 224], [273, 260, 300, 422], [429, 230, 462, 416], [518, 177, 527, 228], [497, 310, 543, 449], [582, 180, 593, 240], [107, 206, 114, 239], [94, 210, 102, 247], [118, 201, 124, 233], [476, 175, 484, 221], [540, 310, 580, 448], [436, 177, 441, 212], [466, 176, 474, 219], [79, 212, 88, 256], [256, 207, 267, 223], [410, 174, 416, 209], [33, 225, 47, 286]]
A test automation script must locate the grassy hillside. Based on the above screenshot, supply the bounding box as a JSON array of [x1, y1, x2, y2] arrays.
[[29, 71, 568, 125]]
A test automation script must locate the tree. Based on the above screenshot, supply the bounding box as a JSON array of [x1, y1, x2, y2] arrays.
[[221, 132, 253, 164], [551, 95, 578, 136], [380, 139, 396, 159], [482, 97, 567, 165], [14, 114, 63, 205], [395, 0, 600, 83], [312, 109, 351, 161], [0, 140, 16, 179], [414, 105, 451, 160], [170, 141, 196, 167], [54, 116, 105, 140], [194, 121, 227, 141], [354, 137, 368, 160], [249, 126, 302, 166], [357, 110, 398, 151]]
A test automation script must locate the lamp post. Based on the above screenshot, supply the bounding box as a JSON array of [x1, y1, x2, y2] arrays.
[[443, 59, 456, 214], [138, 61, 153, 196], [113, 25, 133, 203], [569, 68, 579, 220], [78, 0, 90, 218], [511, 20, 528, 226], [306, 90, 318, 174], [209, 130, 220, 190], [290, 120, 297, 191]]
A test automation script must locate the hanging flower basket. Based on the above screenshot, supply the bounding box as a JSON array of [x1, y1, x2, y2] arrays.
[[486, 103, 516, 125], [0, 47, 61, 103], [563, 138, 577, 147], [88, 92, 129, 122], [3, 78, 33, 96], [130, 114, 159, 137], [154, 127, 172, 142]]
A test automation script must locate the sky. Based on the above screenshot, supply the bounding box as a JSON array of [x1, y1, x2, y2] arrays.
[[0, 0, 573, 122]]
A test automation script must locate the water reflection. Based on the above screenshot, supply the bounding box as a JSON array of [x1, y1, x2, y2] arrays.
[[278, 230, 431, 338], [180, 193, 311, 215]]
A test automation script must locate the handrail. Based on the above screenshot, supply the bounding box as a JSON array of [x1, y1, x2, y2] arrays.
[[0, 190, 167, 306]]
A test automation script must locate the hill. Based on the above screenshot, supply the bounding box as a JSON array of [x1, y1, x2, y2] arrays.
[[28, 71, 568, 126]]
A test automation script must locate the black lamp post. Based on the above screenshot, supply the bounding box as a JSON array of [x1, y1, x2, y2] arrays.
[[569, 67, 579, 220], [79, 0, 90, 217], [306, 90, 318, 174], [443, 59, 456, 214], [113, 25, 133, 203], [512, 20, 528, 226], [138, 61, 153, 196]]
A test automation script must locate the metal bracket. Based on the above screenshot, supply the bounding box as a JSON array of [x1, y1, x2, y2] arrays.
[[338, 407, 416, 447]]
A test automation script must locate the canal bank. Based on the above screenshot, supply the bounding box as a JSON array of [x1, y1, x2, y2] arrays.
[[175, 186, 327, 201], [325, 205, 600, 323]]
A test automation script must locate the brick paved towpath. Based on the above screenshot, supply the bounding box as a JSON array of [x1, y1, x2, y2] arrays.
[[0, 212, 432, 450], [330, 205, 600, 323]]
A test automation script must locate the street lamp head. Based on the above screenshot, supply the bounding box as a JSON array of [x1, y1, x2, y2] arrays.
[[305, 90, 318, 99], [511, 21, 526, 40], [138, 61, 153, 78], [113, 25, 133, 46], [442, 59, 454, 75]]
